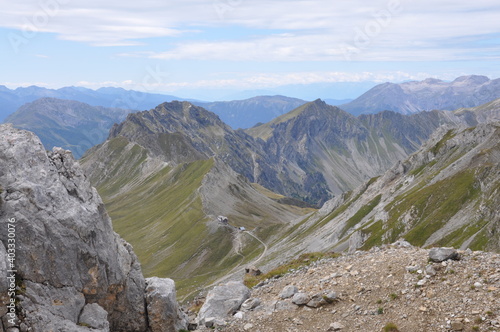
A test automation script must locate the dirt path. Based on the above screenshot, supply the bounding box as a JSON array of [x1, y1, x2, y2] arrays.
[[180, 229, 267, 303], [242, 230, 268, 266]]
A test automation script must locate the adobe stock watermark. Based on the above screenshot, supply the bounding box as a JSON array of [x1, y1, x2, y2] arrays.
[[213, 0, 244, 20], [8, 0, 70, 54], [5, 217, 18, 325], [339, 0, 402, 61]]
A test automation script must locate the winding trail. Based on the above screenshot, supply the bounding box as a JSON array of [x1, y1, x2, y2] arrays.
[[242, 230, 268, 266], [180, 229, 267, 303]]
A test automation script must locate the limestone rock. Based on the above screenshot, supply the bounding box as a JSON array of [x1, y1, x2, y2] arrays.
[[306, 293, 327, 308], [429, 248, 460, 262], [0, 125, 178, 332], [279, 285, 298, 299], [197, 281, 250, 325], [78, 303, 109, 331], [328, 322, 345, 331], [145, 277, 188, 332], [291, 292, 310, 305], [240, 298, 261, 312], [274, 300, 299, 311]]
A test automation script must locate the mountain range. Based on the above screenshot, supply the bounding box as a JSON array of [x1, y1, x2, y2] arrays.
[[341, 75, 500, 115], [3, 96, 311, 156], [79, 96, 500, 296], [0, 85, 181, 122], [3, 77, 500, 299], [5, 98, 130, 158], [80, 101, 313, 296]]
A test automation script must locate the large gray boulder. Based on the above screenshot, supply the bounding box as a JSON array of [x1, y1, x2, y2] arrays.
[[197, 281, 250, 326], [429, 247, 460, 262], [0, 124, 167, 331], [145, 277, 188, 332]]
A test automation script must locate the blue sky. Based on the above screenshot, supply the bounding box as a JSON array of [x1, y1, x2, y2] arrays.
[[1, 0, 499, 100]]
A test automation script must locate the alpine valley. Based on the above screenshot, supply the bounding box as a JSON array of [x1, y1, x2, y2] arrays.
[[78, 95, 500, 298], [1, 78, 500, 331]]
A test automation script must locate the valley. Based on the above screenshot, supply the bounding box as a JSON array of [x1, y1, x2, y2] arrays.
[[2, 78, 499, 301], [76, 95, 500, 298]]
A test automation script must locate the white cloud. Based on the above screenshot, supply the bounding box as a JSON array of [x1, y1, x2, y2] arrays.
[[1, 0, 499, 60], [70, 70, 445, 92]]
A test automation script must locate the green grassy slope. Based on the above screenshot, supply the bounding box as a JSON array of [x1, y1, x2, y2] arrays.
[[83, 136, 311, 297], [264, 124, 499, 266]]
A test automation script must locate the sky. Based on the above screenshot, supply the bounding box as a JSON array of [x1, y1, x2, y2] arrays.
[[1, 0, 499, 100]]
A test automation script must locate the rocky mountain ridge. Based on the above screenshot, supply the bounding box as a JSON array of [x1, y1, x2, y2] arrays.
[[81, 98, 499, 298], [341, 75, 500, 115], [81, 103, 312, 296], [247, 98, 499, 204]]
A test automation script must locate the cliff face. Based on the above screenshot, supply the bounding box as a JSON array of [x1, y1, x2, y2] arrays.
[[0, 124, 181, 331]]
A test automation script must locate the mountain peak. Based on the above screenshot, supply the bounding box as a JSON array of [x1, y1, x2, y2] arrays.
[[342, 75, 500, 115], [452, 75, 490, 85], [312, 98, 326, 105], [422, 77, 444, 84]]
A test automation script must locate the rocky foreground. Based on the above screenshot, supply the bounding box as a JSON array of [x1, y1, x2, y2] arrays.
[[0, 124, 186, 332], [193, 244, 500, 332]]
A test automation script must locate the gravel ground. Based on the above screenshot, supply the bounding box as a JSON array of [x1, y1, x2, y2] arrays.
[[193, 245, 500, 332]]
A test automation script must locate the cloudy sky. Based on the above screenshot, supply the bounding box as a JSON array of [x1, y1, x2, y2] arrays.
[[1, 0, 499, 99]]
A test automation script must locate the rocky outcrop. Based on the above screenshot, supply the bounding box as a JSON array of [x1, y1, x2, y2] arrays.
[[0, 124, 182, 331]]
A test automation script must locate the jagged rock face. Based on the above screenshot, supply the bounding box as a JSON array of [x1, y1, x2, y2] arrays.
[[105, 100, 270, 184], [88, 98, 500, 208], [0, 124, 148, 331], [249, 99, 500, 205]]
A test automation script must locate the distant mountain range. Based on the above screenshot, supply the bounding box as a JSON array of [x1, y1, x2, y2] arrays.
[[5, 98, 130, 158], [167, 81, 376, 101], [3, 75, 500, 129], [0, 85, 181, 122], [194, 96, 354, 129], [341, 75, 500, 115]]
